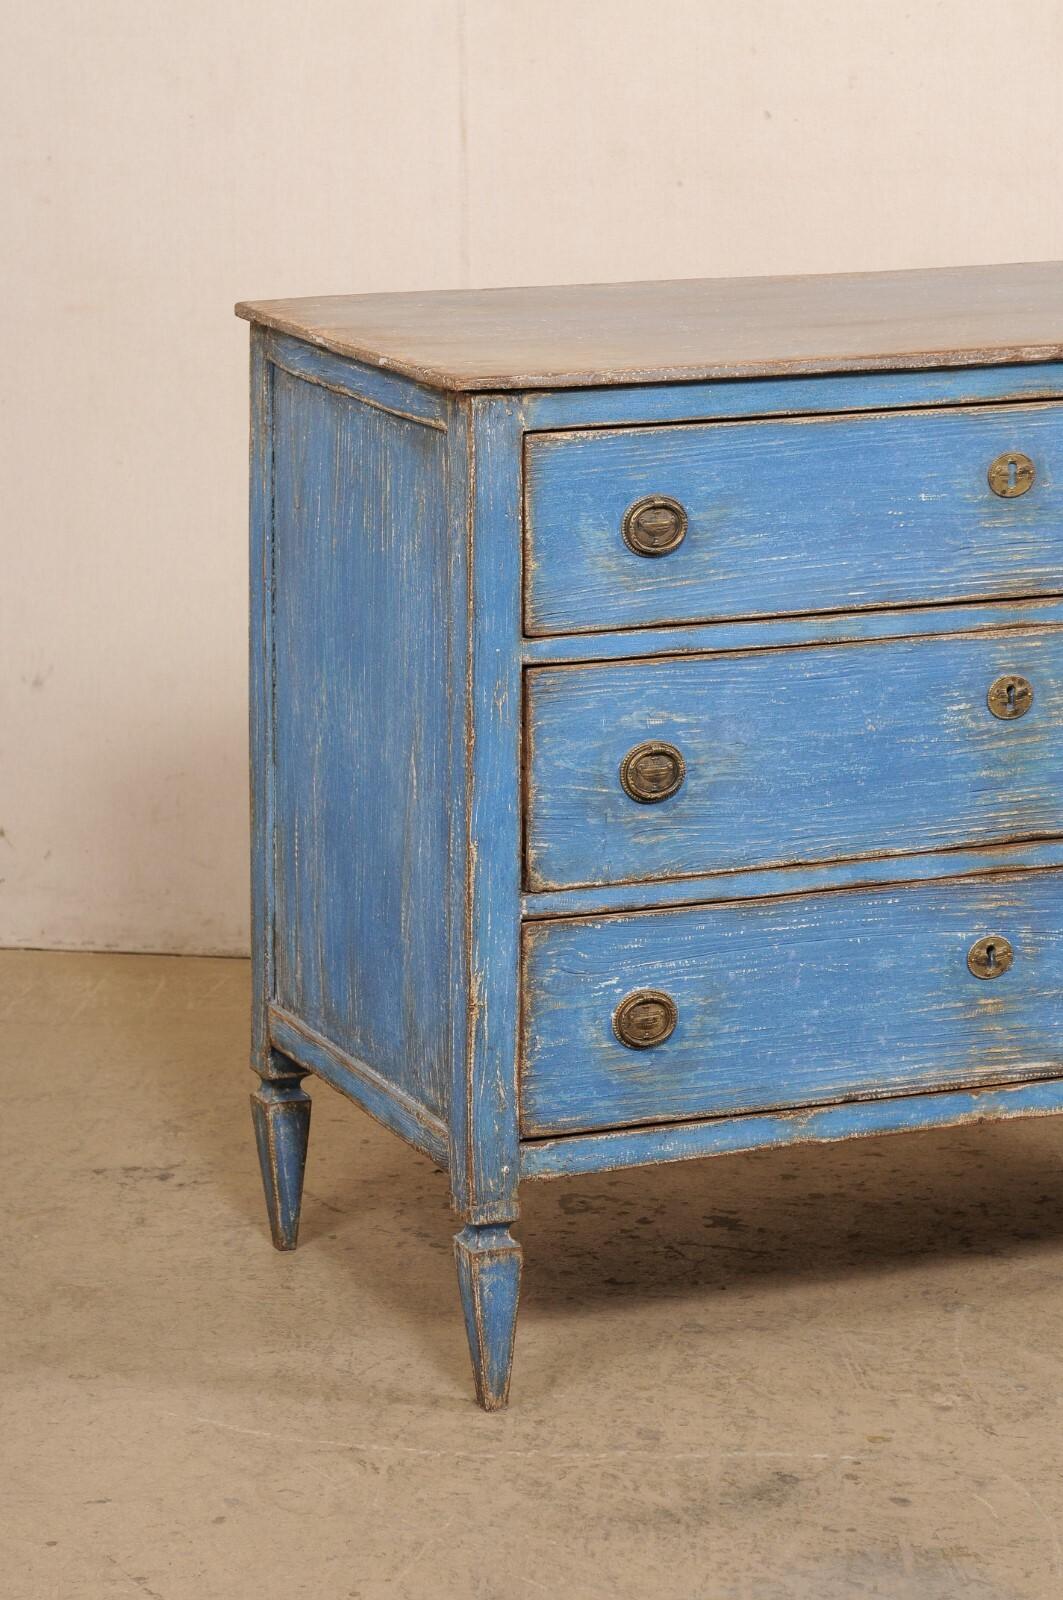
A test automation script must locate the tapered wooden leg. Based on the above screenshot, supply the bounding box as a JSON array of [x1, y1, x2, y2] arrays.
[[454, 1224, 522, 1410], [250, 1069, 312, 1251]]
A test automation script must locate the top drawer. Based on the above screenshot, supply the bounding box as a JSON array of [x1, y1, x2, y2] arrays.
[[523, 403, 1063, 636]]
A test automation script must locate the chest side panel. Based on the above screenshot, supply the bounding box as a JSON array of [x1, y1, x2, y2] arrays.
[[525, 404, 1063, 635], [271, 367, 453, 1118], [526, 626, 1063, 890]]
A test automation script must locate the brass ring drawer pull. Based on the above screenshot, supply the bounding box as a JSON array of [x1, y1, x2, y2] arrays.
[[619, 740, 685, 803], [988, 451, 1035, 497], [987, 674, 1033, 719], [613, 989, 678, 1049], [967, 936, 1014, 979], [622, 495, 688, 556]]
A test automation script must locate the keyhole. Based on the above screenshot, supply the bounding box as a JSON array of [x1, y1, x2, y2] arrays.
[[968, 933, 1014, 978], [988, 451, 1034, 498], [988, 673, 1033, 719]]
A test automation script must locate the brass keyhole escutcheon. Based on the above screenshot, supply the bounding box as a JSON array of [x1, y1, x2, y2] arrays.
[[613, 989, 678, 1049], [987, 674, 1033, 720], [622, 495, 688, 556], [967, 935, 1014, 979], [619, 740, 686, 803], [987, 451, 1035, 497]]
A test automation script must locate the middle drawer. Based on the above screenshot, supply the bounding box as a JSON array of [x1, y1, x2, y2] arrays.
[[524, 626, 1063, 891]]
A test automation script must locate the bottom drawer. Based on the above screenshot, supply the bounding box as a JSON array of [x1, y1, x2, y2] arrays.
[[519, 873, 1063, 1137]]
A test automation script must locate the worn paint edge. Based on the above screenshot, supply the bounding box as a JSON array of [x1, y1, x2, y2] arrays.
[[269, 1007, 449, 1168], [264, 332, 448, 428], [519, 1077, 1063, 1180]]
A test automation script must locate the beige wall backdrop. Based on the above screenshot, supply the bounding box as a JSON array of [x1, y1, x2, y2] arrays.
[[3, 0, 1063, 954]]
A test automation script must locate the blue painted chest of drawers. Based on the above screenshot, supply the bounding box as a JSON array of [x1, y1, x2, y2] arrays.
[[237, 263, 1063, 1408]]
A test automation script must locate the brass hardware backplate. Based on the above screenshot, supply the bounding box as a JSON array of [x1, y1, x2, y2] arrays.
[[619, 740, 686, 803], [621, 495, 688, 556], [613, 989, 678, 1049], [987, 451, 1035, 497], [967, 935, 1014, 979], [987, 674, 1033, 719]]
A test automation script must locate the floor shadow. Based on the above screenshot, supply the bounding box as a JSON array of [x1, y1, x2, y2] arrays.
[[294, 1080, 1063, 1390], [516, 1116, 1063, 1314]]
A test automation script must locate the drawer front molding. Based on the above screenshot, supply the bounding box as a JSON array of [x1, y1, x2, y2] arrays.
[[524, 403, 1063, 635]]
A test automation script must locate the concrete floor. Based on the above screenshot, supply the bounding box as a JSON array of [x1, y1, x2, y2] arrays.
[[4, 950, 1063, 1599]]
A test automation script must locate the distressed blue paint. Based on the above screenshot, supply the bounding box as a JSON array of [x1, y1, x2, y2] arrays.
[[522, 837, 1063, 921], [271, 364, 453, 1119], [520, 1075, 1063, 1180], [521, 870, 1063, 1136], [264, 330, 449, 427], [525, 403, 1063, 636], [521, 361, 1063, 431], [453, 1225, 522, 1410], [250, 1075, 312, 1250], [527, 626, 1063, 891], [454, 397, 525, 1224], [270, 1006, 449, 1169], [522, 595, 1063, 667]]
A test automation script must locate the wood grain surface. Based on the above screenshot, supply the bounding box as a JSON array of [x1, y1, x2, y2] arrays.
[[237, 262, 1063, 391]]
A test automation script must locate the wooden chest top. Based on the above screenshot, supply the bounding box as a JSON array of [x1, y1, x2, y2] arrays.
[[236, 261, 1063, 392]]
